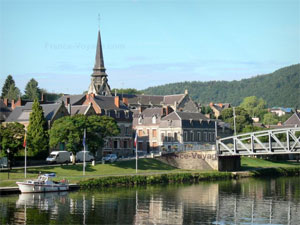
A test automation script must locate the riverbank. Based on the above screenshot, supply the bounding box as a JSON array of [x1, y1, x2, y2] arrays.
[[0, 157, 299, 189]]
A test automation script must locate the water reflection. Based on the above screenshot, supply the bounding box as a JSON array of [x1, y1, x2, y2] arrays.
[[0, 177, 299, 224]]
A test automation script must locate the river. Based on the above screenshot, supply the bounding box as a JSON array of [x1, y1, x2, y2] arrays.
[[0, 177, 299, 224]]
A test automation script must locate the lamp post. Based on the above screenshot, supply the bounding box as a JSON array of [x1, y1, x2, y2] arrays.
[[7, 149, 10, 179]]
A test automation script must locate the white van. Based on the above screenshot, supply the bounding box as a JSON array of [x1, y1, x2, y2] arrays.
[[75, 151, 95, 162], [46, 151, 71, 164]]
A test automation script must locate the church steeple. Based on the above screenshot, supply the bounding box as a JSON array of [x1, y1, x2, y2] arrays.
[[88, 29, 112, 96], [92, 30, 107, 76]]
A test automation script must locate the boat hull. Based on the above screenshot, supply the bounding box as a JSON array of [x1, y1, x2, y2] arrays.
[[16, 182, 69, 193]]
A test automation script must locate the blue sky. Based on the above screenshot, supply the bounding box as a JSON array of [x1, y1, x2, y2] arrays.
[[0, 0, 299, 94]]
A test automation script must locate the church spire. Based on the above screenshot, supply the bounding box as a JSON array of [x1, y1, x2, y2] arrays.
[[88, 29, 112, 96], [92, 30, 107, 76]]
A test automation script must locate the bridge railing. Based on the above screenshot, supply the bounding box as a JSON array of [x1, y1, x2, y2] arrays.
[[217, 127, 300, 156]]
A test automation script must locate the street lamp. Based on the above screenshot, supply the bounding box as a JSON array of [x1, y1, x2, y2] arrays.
[[6, 149, 10, 179]]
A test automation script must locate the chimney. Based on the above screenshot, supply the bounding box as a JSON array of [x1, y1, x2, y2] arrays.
[[123, 97, 128, 106], [11, 99, 15, 110], [3, 98, 8, 106], [184, 89, 188, 95], [66, 97, 71, 115], [91, 93, 95, 98], [218, 103, 223, 108], [15, 96, 22, 108], [277, 121, 282, 126], [114, 95, 120, 108], [41, 92, 44, 103]]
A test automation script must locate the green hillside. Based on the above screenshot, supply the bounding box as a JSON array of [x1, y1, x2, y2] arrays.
[[143, 64, 300, 107]]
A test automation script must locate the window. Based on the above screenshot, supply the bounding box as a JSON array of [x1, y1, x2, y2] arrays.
[[152, 115, 157, 124], [168, 133, 172, 142], [197, 132, 201, 142], [114, 140, 118, 149], [204, 132, 207, 141], [138, 130, 143, 136], [125, 127, 129, 135], [123, 141, 128, 149], [147, 129, 150, 136], [183, 131, 188, 142], [138, 142, 143, 150], [152, 129, 157, 138], [161, 133, 165, 142], [138, 117, 142, 124], [174, 133, 178, 141], [190, 131, 194, 142]]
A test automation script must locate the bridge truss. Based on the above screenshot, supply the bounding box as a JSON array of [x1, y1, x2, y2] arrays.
[[217, 127, 300, 156]]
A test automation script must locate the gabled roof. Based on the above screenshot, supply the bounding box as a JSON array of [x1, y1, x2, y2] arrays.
[[93, 95, 129, 111], [175, 111, 208, 120], [58, 95, 85, 105], [126, 95, 164, 105], [69, 105, 90, 116], [0, 99, 12, 121], [5, 102, 64, 122], [163, 94, 185, 105], [284, 112, 300, 126], [139, 108, 162, 117]]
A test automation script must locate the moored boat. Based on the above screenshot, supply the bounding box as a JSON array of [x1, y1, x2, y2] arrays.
[[16, 173, 69, 193]]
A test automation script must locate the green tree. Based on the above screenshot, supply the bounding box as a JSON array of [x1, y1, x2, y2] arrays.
[[240, 96, 266, 118], [49, 115, 119, 164], [1, 75, 15, 98], [0, 123, 25, 168], [24, 78, 40, 100], [220, 107, 253, 133], [263, 113, 279, 125], [26, 99, 48, 157], [6, 83, 21, 101]]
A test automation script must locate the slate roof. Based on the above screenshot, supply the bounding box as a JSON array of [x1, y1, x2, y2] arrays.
[[284, 112, 300, 126], [5, 102, 63, 122], [140, 108, 162, 117], [126, 95, 164, 105], [0, 99, 12, 121], [58, 95, 85, 105], [93, 96, 129, 111], [69, 105, 89, 115], [163, 94, 185, 105]]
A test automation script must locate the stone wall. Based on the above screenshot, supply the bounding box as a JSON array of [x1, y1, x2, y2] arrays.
[[157, 150, 241, 171], [157, 150, 219, 170]]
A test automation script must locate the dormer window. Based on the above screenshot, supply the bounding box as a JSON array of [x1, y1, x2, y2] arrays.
[[138, 116, 143, 124], [152, 115, 157, 124]]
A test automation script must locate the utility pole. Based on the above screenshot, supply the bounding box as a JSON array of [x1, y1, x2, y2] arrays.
[[233, 107, 237, 136]]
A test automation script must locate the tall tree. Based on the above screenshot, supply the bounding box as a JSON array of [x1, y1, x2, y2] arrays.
[[49, 115, 119, 163], [0, 123, 25, 168], [263, 113, 279, 125], [24, 78, 40, 100], [26, 99, 48, 157], [1, 75, 15, 98], [239, 96, 267, 118], [220, 107, 253, 133], [6, 83, 21, 101], [1, 75, 21, 100]]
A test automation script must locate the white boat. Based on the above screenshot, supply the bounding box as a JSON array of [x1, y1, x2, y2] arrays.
[[16, 173, 69, 193]]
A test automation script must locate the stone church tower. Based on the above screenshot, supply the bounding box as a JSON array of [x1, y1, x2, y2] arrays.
[[88, 30, 112, 96]]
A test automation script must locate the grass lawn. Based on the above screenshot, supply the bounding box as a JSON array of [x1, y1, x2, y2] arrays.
[[1, 157, 299, 187], [0, 159, 187, 187], [241, 156, 300, 170]]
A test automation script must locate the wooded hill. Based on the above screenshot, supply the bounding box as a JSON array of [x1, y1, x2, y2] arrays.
[[143, 64, 300, 107]]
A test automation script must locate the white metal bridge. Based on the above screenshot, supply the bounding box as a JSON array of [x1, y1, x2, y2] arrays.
[[217, 127, 300, 156]]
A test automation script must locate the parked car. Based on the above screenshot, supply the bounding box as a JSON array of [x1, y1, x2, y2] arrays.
[[102, 154, 118, 163], [46, 151, 71, 164], [74, 151, 95, 162]]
